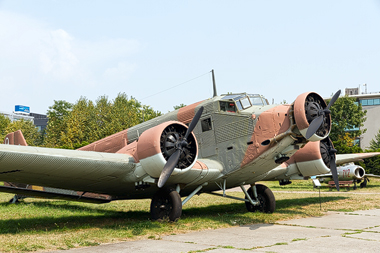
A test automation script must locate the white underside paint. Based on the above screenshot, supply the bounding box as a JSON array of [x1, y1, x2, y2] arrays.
[[300, 128, 329, 142]]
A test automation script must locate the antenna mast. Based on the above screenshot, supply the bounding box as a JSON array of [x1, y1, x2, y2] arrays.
[[212, 69, 217, 97]]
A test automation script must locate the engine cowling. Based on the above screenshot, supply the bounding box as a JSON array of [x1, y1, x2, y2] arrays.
[[294, 92, 331, 142], [337, 164, 365, 181], [286, 138, 332, 177], [136, 121, 198, 179]]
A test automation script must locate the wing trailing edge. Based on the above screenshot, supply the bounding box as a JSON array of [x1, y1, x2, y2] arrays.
[[0, 184, 112, 204]]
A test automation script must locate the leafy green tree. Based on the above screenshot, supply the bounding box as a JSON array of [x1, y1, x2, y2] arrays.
[[3, 119, 40, 146], [44, 100, 73, 147], [0, 114, 11, 142], [60, 97, 96, 149], [0, 115, 41, 146], [55, 93, 161, 149], [359, 150, 380, 175], [369, 129, 380, 150], [356, 129, 380, 175], [328, 96, 366, 154], [173, 104, 186, 110]]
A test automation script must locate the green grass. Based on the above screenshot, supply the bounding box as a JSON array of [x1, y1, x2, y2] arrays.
[[0, 178, 380, 252]]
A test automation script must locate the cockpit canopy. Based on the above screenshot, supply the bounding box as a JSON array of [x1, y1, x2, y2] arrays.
[[219, 93, 269, 112]]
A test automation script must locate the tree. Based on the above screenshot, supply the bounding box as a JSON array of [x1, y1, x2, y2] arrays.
[[173, 104, 186, 110], [369, 129, 380, 150], [0, 114, 42, 146], [44, 100, 73, 147], [3, 119, 40, 146], [356, 129, 380, 175], [60, 97, 96, 149], [328, 95, 366, 154], [0, 114, 11, 142], [54, 93, 162, 149]]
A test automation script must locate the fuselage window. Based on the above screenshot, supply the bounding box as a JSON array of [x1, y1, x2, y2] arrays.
[[201, 118, 212, 132], [219, 101, 237, 113]]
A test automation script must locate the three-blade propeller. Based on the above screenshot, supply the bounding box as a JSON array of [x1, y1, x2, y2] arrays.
[[305, 90, 341, 140], [157, 106, 204, 188]]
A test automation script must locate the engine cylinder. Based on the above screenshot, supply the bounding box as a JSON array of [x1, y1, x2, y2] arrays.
[[293, 92, 331, 141]]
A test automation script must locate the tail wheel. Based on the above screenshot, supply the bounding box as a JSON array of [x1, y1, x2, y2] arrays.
[[150, 188, 182, 221], [245, 184, 276, 213]]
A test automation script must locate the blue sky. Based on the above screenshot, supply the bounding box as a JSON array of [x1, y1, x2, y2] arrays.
[[1, 1, 379, 114]]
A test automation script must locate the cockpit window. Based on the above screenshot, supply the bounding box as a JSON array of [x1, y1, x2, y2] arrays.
[[240, 97, 251, 109], [219, 101, 237, 112], [249, 95, 268, 105], [220, 93, 268, 112]]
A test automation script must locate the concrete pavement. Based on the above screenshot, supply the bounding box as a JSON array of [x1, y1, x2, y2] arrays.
[[49, 209, 380, 252]]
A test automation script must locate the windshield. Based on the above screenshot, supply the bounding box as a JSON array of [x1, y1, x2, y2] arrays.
[[249, 95, 267, 106]]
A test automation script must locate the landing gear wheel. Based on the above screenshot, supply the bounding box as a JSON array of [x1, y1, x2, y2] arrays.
[[150, 188, 182, 222], [245, 184, 276, 213]]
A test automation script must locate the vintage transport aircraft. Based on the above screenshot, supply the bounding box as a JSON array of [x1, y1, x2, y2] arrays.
[[0, 89, 342, 221]]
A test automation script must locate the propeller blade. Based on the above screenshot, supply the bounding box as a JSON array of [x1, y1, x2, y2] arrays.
[[326, 90, 341, 110], [157, 149, 181, 188], [305, 114, 324, 139], [330, 157, 340, 191], [158, 106, 203, 188], [325, 137, 339, 191], [184, 107, 204, 139]]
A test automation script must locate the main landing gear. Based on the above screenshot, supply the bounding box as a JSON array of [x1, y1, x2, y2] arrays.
[[149, 183, 276, 221], [245, 184, 276, 213], [150, 188, 182, 221]]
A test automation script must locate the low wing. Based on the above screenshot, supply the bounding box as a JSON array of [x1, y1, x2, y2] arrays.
[[336, 152, 380, 165], [365, 174, 380, 179], [0, 144, 136, 197]]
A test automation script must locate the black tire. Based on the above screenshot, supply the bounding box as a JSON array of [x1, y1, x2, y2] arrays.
[[150, 188, 182, 222], [245, 184, 276, 213]]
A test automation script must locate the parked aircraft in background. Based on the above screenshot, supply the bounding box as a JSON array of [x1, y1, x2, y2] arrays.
[[259, 139, 380, 188], [0, 88, 341, 221], [315, 162, 380, 189]]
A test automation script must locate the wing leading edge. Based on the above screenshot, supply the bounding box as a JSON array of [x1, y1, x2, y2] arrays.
[[0, 144, 136, 196]]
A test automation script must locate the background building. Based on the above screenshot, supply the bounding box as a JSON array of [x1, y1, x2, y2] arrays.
[[346, 86, 380, 150], [0, 105, 48, 132]]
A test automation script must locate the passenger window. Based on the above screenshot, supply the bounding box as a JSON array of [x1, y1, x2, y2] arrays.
[[201, 118, 212, 132]]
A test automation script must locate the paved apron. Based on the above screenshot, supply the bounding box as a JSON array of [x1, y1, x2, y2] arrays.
[[48, 209, 380, 253]]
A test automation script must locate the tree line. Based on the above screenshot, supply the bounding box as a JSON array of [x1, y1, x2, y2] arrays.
[[0, 93, 161, 149]]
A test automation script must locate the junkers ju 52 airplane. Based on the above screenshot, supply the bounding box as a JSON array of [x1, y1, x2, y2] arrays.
[[0, 87, 342, 221]]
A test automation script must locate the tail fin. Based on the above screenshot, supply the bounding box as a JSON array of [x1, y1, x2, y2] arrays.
[[3, 130, 28, 146]]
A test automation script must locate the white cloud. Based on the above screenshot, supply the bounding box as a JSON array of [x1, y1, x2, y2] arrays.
[[39, 29, 79, 78], [0, 10, 140, 113]]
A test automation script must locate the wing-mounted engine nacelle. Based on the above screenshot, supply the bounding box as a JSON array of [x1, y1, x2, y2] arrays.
[[294, 92, 331, 142], [136, 121, 198, 179], [337, 164, 365, 181], [287, 138, 332, 177]]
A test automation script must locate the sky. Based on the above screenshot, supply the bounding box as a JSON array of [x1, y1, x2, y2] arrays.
[[1, 1, 380, 114]]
